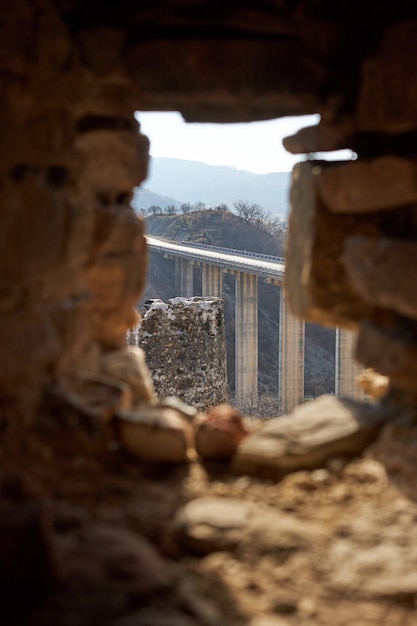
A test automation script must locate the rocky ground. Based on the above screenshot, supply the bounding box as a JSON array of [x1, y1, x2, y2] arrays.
[[3, 394, 417, 626]]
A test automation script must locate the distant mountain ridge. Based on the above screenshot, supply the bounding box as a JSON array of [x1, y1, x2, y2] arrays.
[[138, 157, 291, 216], [133, 187, 181, 212]]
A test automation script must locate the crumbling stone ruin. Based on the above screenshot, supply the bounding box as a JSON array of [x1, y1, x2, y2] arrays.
[[130, 297, 228, 411], [2, 2, 417, 625]]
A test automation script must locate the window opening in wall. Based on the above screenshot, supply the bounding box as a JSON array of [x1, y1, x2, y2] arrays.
[[132, 111, 355, 416]]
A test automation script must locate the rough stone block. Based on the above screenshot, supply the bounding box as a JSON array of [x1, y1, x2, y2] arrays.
[[357, 20, 417, 133], [232, 395, 389, 480], [286, 161, 377, 327], [92, 304, 140, 349], [356, 321, 417, 392], [0, 172, 92, 305], [194, 404, 247, 461], [343, 236, 417, 320], [127, 39, 321, 122], [78, 28, 126, 76], [87, 251, 145, 309], [75, 130, 149, 202], [60, 373, 132, 421], [91, 205, 144, 258], [317, 157, 417, 213], [283, 118, 354, 154], [51, 302, 100, 379], [0, 309, 60, 396], [117, 407, 195, 463], [0, 109, 75, 169], [84, 82, 139, 122], [87, 205, 146, 350]]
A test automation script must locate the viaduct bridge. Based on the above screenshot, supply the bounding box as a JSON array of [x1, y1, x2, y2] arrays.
[[146, 235, 363, 413]]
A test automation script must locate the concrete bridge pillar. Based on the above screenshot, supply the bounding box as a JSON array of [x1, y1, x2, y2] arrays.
[[335, 328, 364, 399], [235, 272, 258, 410], [175, 258, 194, 296], [279, 287, 305, 414], [202, 264, 223, 297]]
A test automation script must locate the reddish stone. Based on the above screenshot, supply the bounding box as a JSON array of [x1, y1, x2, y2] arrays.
[[195, 404, 247, 460]]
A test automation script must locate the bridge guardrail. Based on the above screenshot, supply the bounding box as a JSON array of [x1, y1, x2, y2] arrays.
[[179, 240, 286, 264]]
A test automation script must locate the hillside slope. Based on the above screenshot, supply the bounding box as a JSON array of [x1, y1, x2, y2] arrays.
[[145, 210, 284, 256], [141, 210, 335, 409]]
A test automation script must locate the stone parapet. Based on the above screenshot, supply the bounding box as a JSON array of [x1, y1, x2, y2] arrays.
[[137, 297, 228, 411]]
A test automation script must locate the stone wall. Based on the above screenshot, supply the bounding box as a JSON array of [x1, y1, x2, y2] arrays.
[[0, 0, 152, 430], [2, 1, 417, 438], [130, 297, 228, 411], [280, 18, 417, 402], [3, 5, 417, 623]]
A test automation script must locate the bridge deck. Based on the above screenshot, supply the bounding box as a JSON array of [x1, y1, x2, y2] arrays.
[[146, 236, 285, 282]]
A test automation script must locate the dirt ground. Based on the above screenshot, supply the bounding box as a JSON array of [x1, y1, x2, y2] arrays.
[[1, 412, 417, 626]]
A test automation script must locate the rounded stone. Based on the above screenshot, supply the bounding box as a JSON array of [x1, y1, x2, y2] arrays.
[[117, 406, 195, 463]]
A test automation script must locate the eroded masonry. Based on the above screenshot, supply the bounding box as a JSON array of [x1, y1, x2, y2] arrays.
[[2, 2, 417, 624], [128, 297, 228, 411], [3, 2, 417, 425]]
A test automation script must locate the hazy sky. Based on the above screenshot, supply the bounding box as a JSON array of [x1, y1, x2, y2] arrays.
[[135, 111, 320, 174]]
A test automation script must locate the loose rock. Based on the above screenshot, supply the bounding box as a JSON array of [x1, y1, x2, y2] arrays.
[[232, 395, 389, 480], [170, 496, 325, 556], [117, 406, 195, 463], [195, 404, 247, 460], [324, 513, 417, 599]]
